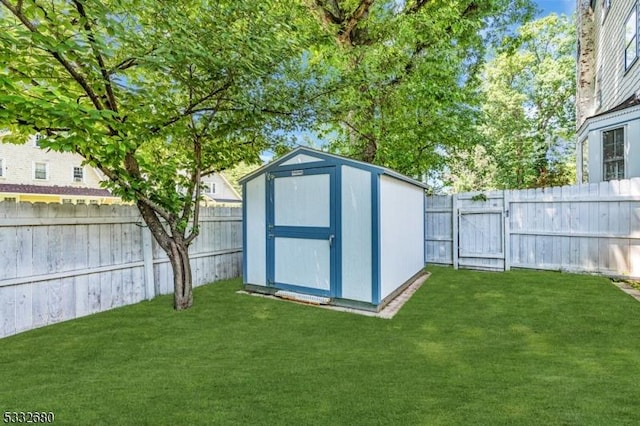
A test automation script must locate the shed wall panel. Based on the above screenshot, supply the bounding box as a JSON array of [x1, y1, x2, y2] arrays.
[[245, 175, 266, 286], [379, 176, 425, 299], [340, 165, 372, 302]]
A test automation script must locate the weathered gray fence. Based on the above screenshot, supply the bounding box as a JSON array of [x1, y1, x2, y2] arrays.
[[0, 203, 242, 338], [426, 178, 640, 278]]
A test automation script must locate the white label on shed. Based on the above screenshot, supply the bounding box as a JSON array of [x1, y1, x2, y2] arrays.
[[291, 170, 304, 176]]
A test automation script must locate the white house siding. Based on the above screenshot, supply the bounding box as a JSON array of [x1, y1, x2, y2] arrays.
[[202, 173, 241, 202], [577, 0, 640, 183], [581, 109, 640, 181], [0, 136, 103, 188], [592, 0, 640, 114], [245, 175, 266, 286], [340, 165, 372, 303], [379, 175, 424, 300]]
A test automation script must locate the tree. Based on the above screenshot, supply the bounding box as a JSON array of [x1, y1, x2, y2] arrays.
[[303, 0, 535, 177], [0, 0, 314, 309], [472, 13, 576, 190]]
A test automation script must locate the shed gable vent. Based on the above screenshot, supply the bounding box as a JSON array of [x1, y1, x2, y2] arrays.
[[281, 153, 324, 166]]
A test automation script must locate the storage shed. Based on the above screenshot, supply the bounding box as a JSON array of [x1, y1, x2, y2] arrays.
[[240, 147, 426, 311]]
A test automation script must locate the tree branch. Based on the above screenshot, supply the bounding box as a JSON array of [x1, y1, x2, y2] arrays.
[[338, 0, 375, 45], [72, 0, 118, 113], [390, 1, 480, 86], [0, 0, 105, 111], [309, 0, 343, 26], [341, 119, 376, 144], [406, 0, 430, 14], [151, 80, 233, 132], [184, 134, 202, 245]]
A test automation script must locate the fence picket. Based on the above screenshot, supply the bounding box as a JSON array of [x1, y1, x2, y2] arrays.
[[425, 178, 640, 279], [0, 204, 242, 339]]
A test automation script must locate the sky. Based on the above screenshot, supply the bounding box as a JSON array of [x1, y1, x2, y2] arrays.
[[534, 0, 576, 17]]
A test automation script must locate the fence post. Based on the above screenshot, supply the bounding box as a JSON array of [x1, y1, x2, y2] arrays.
[[503, 190, 511, 271], [452, 194, 459, 270], [142, 226, 155, 300]]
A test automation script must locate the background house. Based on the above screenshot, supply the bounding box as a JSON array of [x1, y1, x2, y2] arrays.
[[576, 0, 640, 183], [0, 133, 120, 204], [200, 173, 242, 206], [0, 132, 241, 205]]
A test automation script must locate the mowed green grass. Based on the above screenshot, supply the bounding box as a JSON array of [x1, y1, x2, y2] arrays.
[[2, 266, 640, 425]]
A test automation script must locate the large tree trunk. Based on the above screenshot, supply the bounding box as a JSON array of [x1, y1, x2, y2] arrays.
[[168, 240, 193, 310], [136, 200, 194, 310]]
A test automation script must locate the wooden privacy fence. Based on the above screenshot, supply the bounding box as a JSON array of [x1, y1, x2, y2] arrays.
[[426, 178, 640, 278], [0, 203, 242, 338]]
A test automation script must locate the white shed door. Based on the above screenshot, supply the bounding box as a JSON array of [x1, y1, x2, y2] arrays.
[[267, 167, 336, 296]]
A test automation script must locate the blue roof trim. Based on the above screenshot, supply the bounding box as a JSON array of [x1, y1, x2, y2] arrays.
[[239, 146, 427, 189]]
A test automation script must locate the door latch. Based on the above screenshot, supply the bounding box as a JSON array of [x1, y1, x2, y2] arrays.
[[328, 234, 334, 247]]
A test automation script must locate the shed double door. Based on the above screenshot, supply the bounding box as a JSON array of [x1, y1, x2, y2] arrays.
[[266, 166, 337, 296]]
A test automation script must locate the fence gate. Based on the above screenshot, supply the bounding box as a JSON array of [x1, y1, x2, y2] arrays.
[[455, 194, 506, 271]]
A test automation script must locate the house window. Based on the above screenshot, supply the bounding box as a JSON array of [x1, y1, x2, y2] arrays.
[[76, 199, 86, 205], [62, 199, 73, 204], [3, 197, 16, 202], [89, 200, 99, 205], [33, 162, 48, 180], [603, 127, 625, 181], [34, 134, 44, 147], [625, 5, 638, 70], [0, 158, 4, 177], [73, 166, 84, 182], [203, 183, 216, 194]]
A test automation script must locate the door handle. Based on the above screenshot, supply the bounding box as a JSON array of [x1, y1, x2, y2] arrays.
[[328, 234, 334, 247]]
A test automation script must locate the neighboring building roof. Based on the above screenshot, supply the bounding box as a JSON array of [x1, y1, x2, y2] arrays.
[[217, 173, 242, 200], [239, 146, 428, 189], [578, 93, 640, 134], [202, 194, 242, 204], [593, 93, 640, 118], [0, 183, 114, 197]]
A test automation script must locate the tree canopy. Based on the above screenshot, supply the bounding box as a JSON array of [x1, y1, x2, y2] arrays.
[[447, 13, 577, 191], [302, 0, 536, 177], [0, 0, 316, 309]]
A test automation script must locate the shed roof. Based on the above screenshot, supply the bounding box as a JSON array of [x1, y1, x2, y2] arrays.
[[239, 147, 427, 189]]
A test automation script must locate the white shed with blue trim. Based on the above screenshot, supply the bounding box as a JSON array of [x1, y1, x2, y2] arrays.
[[240, 147, 426, 311]]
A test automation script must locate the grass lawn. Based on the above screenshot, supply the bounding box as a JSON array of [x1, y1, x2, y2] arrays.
[[2, 266, 640, 425]]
